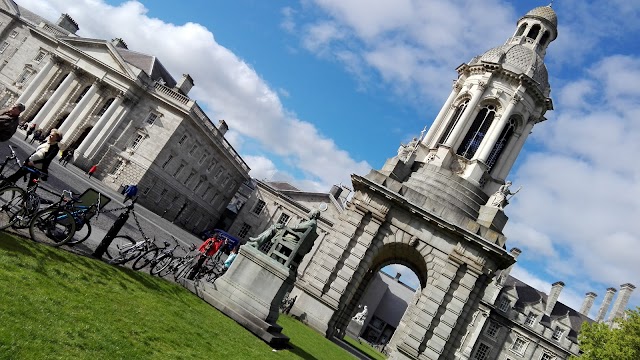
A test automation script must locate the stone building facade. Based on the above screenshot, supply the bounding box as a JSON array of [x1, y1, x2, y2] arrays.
[[0, 0, 250, 233]]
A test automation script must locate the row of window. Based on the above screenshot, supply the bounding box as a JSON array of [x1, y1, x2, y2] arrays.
[[474, 341, 557, 360]]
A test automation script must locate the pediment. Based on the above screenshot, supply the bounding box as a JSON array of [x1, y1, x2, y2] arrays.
[[59, 37, 138, 79]]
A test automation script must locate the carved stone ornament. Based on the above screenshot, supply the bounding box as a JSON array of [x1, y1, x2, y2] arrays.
[[409, 235, 418, 247], [450, 157, 467, 174]]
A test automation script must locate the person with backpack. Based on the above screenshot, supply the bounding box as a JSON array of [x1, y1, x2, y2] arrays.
[[123, 184, 138, 203], [0, 103, 25, 142], [0, 129, 62, 187]]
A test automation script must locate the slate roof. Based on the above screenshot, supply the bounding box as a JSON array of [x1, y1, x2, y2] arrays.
[[17, 4, 74, 37], [267, 182, 301, 192], [503, 275, 593, 340], [115, 48, 176, 87]]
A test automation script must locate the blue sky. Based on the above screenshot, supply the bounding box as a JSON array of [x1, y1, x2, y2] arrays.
[[21, 0, 640, 317]]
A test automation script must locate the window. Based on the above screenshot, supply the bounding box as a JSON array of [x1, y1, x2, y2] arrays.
[[194, 178, 205, 192], [157, 188, 168, 202], [74, 85, 91, 103], [207, 160, 217, 172], [173, 164, 184, 177], [221, 175, 230, 186], [457, 104, 496, 159], [552, 327, 564, 341], [498, 297, 511, 312], [130, 134, 144, 150], [189, 144, 198, 156], [183, 172, 194, 185], [146, 113, 158, 126], [511, 337, 528, 355], [252, 200, 266, 215], [9, 30, 18, 38], [0, 41, 8, 54], [199, 152, 208, 164], [143, 186, 152, 195], [109, 160, 126, 175], [487, 116, 517, 170], [214, 168, 224, 179], [33, 50, 46, 63], [277, 213, 290, 225], [161, 155, 173, 169], [238, 223, 251, 239], [540, 353, 555, 360], [178, 135, 187, 145], [525, 312, 537, 327], [229, 180, 237, 190], [473, 343, 491, 360], [96, 97, 115, 116], [15, 68, 34, 85], [438, 99, 469, 145], [485, 321, 500, 338]]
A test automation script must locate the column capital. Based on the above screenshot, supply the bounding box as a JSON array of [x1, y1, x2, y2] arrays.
[[453, 80, 463, 92], [510, 94, 522, 104], [50, 53, 64, 65], [476, 81, 486, 91]]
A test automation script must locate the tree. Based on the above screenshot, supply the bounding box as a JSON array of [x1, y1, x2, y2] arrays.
[[571, 307, 640, 360]]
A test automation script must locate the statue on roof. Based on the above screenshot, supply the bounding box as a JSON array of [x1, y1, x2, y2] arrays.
[[487, 181, 521, 209]]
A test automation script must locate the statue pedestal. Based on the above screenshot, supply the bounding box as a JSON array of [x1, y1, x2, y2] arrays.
[[346, 320, 364, 339], [477, 205, 509, 234], [181, 245, 295, 347]]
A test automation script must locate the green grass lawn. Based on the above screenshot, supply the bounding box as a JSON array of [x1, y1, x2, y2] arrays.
[[0, 233, 356, 360]]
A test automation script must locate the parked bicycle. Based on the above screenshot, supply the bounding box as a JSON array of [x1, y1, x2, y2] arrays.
[[150, 243, 197, 277], [0, 166, 48, 231], [131, 238, 178, 271]]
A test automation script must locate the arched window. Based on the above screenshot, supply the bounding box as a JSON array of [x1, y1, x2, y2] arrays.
[[74, 85, 91, 103], [539, 31, 550, 46], [437, 99, 469, 145], [487, 116, 518, 169], [96, 97, 115, 116], [526, 24, 541, 40], [515, 23, 527, 36], [457, 104, 496, 159]]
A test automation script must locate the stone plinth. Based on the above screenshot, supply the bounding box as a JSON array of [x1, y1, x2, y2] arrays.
[[477, 205, 509, 234], [181, 245, 296, 347], [346, 320, 364, 339]]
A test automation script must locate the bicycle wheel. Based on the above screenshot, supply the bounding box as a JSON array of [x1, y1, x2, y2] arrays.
[[0, 186, 26, 230], [150, 255, 173, 276], [29, 208, 76, 246], [66, 222, 92, 246], [105, 236, 138, 264], [13, 192, 42, 229], [132, 248, 159, 270], [174, 260, 193, 281]]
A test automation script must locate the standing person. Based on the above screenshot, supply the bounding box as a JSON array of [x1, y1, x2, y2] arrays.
[[0, 129, 63, 187], [29, 128, 42, 144], [24, 122, 36, 140], [123, 184, 138, 203], [187, 233, 226, 280], [87, 164, 98, 178], [60, 148, 74, 167], [0, 103, 26, 142], [223, 246, 239, 270]]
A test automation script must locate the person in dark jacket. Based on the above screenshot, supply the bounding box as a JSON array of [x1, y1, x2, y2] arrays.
[[0, 103, 25, 142], [1, 129, 62, 187]]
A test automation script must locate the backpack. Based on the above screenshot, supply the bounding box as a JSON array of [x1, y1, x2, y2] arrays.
[[0, 113, 19, 142]]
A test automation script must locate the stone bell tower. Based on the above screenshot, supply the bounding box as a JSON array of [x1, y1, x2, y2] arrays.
[[289, 6, 558, 360]]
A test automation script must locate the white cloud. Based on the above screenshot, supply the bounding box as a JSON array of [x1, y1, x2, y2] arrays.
[[18, 0, 370, 192]]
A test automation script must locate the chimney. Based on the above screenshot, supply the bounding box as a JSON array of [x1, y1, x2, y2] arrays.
[[175, 74, 194, 95], [217, 120, 228, 136], [595, 287, 617, 322], [580, 292, 598, 317], [395, 272, 402, 282], [111, 38, 128, 49], [607, 283, 636, 323], [545, 281, 565, 315], [57, 13, 79, 34]]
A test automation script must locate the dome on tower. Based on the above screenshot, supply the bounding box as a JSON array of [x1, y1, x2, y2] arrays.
[[523, 5, 557, 28], [470, 44, 550, 95]]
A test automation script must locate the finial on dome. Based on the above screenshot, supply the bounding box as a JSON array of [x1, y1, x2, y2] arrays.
[[548, 1, 553, 7]]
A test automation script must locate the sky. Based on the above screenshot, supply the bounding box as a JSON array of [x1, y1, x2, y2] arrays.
[[17, 0, 640, 318]]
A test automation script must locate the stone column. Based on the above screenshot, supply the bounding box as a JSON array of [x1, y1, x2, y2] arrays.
[[58, 80, 99, 135], [422, 81, 462, 147], [475, 92, 522, 163], [76, 93, 124, 156], [59, 84, 102, 143], [16, 58, 55, 108], [459, 309, 490, 359], [85, 101, 131, 158], [443, 80, 487, 149], [32, 70, 77, 127]]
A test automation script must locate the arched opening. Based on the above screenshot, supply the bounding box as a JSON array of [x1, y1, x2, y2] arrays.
[[539, 31, 550, 46], [438, 99, 469, 146], [338, 242, 427, 354], [515, 23, 527, 36], [52, 73, 69, 91], [487, 115, 518, 170], [526, 24, 541, 40], [457, 104, 496, 159], [69, 126, 92, 151]]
